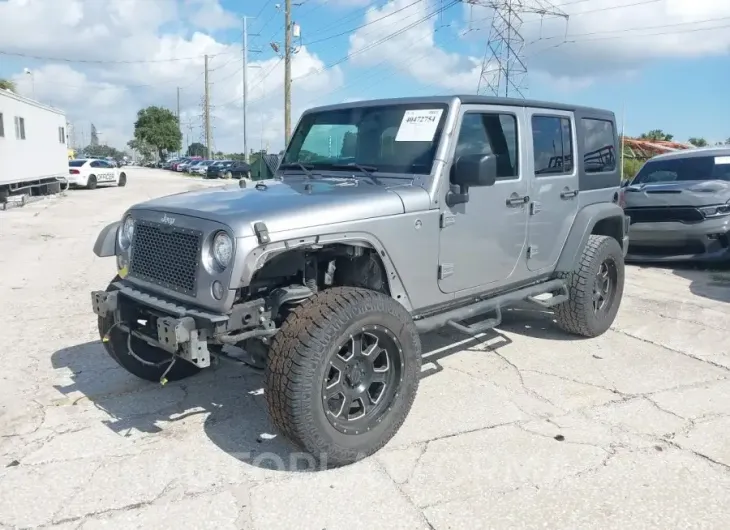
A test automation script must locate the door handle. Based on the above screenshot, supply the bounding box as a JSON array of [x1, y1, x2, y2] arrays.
[[560, 189, 579, 199], [506, 195, 530, 207]]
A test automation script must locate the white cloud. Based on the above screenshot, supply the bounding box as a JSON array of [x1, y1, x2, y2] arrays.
[[184, 0, 239, 32], [348, 0, 730, 96], [348, 0, 483, 92], [0, 0, 342, 153], [462, 0, 730, 87]]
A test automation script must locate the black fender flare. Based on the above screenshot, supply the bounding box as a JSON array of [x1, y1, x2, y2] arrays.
[[556, 202, 626, 273], [93, 221, 120, 257]]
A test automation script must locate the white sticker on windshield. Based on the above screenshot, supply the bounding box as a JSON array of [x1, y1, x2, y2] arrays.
[[395, 109, 444, 142], [715, 156, 730, 165]]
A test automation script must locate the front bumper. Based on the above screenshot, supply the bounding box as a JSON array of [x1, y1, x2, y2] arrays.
[[625, 216, 730, 263], [91, 281, 272, 368]]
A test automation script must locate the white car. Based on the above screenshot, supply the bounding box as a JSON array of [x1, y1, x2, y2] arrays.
[[189, 160, 213, 175], [67, 158, 127, 189]]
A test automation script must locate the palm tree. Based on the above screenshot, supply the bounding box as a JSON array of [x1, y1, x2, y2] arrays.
[[0, 78, 16, 92]]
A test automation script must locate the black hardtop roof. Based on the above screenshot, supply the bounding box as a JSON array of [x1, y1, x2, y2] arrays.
[[304, 94, 614, 119]]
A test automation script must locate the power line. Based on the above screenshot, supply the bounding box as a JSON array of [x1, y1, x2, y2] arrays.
[[530, 14, 730, 44], [294, 0, 460, 82], [0, 50, 232, 64], [303, 0, 424, 46], [216, 0, 456, 110]]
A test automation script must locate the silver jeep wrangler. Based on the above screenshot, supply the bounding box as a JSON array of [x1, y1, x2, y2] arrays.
[[91, 95, 629, 466]]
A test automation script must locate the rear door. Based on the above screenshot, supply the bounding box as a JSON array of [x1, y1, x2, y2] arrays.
[[525, 110, 580, 272]]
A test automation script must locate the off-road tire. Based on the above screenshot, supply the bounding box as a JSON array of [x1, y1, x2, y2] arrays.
[[86, 175, 97, 190], [265, 287, 421, 467], [97, 277, 201, 382], [554, 235, 624, 338], [118, 172, 127, 187]]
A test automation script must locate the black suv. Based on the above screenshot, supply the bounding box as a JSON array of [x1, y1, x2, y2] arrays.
[[205, 160, 251, 179]]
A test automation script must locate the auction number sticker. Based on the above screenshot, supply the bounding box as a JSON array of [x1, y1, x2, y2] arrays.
[[395, 109, 444, 142], [715, 156, 730, 165]]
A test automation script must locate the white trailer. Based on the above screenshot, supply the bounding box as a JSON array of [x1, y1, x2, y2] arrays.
[[0, 88, 68, 198]]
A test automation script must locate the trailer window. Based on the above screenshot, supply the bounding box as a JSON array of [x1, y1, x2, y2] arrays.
[[0, 113, 4, 137], [14, 116, 26, 140], [59, 126, 65, 143]]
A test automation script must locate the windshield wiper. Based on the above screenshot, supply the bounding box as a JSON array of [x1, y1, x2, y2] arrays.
[[278, 162, 316, 179], [328, 163, 381, 184]]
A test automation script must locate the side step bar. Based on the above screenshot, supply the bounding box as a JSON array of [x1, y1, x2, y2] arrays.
[[414, 279, 567, 334]]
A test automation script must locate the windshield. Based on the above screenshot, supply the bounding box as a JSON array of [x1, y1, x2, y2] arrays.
[[69, 160, 86, 167], [632, 155, 730, 184], [282, 103, 449, 175]]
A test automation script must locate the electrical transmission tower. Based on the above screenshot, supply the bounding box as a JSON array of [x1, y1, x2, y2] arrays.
[[469, 0, 569, 98]]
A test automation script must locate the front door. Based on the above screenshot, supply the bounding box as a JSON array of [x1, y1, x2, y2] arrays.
[[525, 110, 580, 272], [438, 104, 529, 294]]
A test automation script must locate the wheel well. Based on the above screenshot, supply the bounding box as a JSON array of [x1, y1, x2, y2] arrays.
[[591, 216, 624, 249], [246, 243, 392, 297]]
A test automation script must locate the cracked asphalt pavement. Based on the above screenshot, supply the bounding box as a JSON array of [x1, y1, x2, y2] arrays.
[[1, 168, 729, 529]]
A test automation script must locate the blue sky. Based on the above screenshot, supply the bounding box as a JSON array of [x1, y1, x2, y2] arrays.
[[1, 0, 728, 150]]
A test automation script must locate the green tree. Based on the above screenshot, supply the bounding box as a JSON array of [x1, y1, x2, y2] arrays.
[[688, 137, 708, 147], [127, 138, 153, 160], [80, 144, 125, 160], [622, 157, 644, 180], [639, 130, 674, 142], [0, 78, 16, 92], [187, 142, 207, 157], [133, 106, 181, 160]]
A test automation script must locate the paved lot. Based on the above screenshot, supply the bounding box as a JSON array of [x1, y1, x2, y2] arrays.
[[1, 168, 729, 529]]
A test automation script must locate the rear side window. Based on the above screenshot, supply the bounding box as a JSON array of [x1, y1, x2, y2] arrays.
[[582, 118, 616, 173], [531, 115, 573, 176]]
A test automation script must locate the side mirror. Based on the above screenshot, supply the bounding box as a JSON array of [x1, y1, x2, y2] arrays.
[[446, 154, 497, 207], [620, 179, 630, 188]]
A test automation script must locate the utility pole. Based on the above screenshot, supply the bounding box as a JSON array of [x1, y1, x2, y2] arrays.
[[284, 0, 292, 145], [204, 55, 212, 159], [243, 16, 249, 163], [176, 87, 181, 157]]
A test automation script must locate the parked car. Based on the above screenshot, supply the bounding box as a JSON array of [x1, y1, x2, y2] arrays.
[[90, 94, 628, 468], [68, 158, 127, 189], [188, 160, 214, 176], [175, 157, 203, 172], [205, 160, 251, 179], [623, 147, 730, 262]]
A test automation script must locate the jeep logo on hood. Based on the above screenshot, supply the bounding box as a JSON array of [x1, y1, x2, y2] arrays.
[[160, 214, 176, 225]]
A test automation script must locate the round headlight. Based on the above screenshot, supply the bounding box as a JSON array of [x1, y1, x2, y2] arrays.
[[212, 231, 233, 269], [118, 216, 135, 250]]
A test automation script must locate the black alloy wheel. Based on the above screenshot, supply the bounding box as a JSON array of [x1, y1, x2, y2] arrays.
[[322, 326, 403, 435], [593, 258, 617, 314]]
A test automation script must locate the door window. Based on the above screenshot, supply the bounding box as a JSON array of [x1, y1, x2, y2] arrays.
[[90, 160, 101, 168], [582, 118, 616, 173], [454, 112, 519, 180], [531, 116, 573, 176]]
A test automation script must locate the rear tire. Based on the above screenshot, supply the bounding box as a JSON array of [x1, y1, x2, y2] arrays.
[[86, 175, 97, 190], [97, 278, 201, 382], [224, 171, 232, 180], [554, 235, 624, 338], [266, 287, 421, 467], [117, 173, 127, 187]]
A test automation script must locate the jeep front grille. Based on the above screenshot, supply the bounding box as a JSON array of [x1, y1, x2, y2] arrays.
[[624, 206, 704, 224], [129, 220, 202, 296]]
